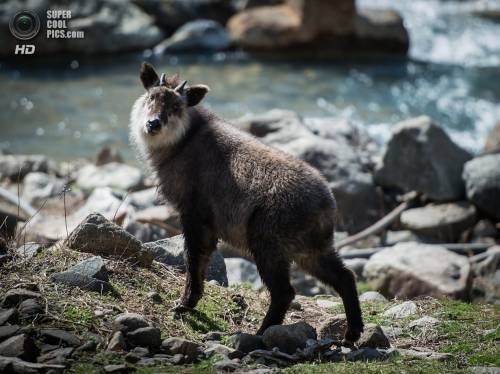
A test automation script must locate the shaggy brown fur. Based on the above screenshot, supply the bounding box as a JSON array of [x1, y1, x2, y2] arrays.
[[130, 63, 363, 342]]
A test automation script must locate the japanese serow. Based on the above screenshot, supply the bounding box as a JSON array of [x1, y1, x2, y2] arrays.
[[129, 63, 363, 343]]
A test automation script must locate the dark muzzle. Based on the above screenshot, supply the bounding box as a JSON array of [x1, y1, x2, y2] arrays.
[[146, 119, 161, 135]]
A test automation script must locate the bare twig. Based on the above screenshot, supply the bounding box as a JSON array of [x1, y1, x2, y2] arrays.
[[336, 191, 419, 250]]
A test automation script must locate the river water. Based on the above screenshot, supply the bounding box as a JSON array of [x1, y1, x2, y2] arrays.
[[0, 0, 499, 160]]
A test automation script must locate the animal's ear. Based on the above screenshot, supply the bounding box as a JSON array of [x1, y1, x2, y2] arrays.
[[185, 84, 210, 107], [140, 62, 159, 90]]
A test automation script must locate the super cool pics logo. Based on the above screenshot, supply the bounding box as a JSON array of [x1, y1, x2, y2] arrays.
[[9, 9, 85, 55]]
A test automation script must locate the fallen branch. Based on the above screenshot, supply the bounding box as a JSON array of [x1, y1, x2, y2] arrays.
[[0, 185, 38, 218], [336, 191, 419, 249]]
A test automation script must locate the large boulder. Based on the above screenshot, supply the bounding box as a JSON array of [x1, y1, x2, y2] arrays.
[[375, 116, 472, 201], [236, 109, 381, 233], [76, 163, 143, 191], [0, 154, 58, 182], [400, 202, 477, 242], [463, 154, 500, 220], [22, 172, 66, 203], [224, 257, 262, 289], [228, 0, 408, 57], [143, 235, 228, 285], [64, 213, 152, 267], [154, 19, 231, 54], [363, 242, 472, 300], [0, 0, 164, 58], [133, 0, 236, 33]]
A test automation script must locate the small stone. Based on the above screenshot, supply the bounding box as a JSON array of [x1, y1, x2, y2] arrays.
[[39, 328, 81, 347], [162, 337, 201, 362], [347, 347, 396, 361], [66, 256, 109, 281], [104, 364, 131, 373], [380, 326, 403, 340], [37, 347, 74, 364], [289, 300, 302, 311], [0, 325, 21, 342], [75, 340, 97, 353], [318, 314, 348, 341], [316, 299, 341, 308], [359, 291, 388, 303], [50, 271, 114, 294], [113, 313, 149, 333], [409, 316, 440, 329], [202, 331, 225, 342], [107, 331, 127, 352], [125, 346, 149, 363], [15, 243, 42, 259], [229, 333, 265, 354], [147, 291, 162, 304], [126, 327, 161, 349], [0, 334, 40, 361], [0, 308, 18, 325], [17, 299, 44, 321], [382, 301, 418, 319], [357, 324, 390, 349], [213, 357, 240, 372], [204, 342, 242, 359], [262, 321, 317, 354], [399, 347, 453, 361], [1, 288, 41, 308]]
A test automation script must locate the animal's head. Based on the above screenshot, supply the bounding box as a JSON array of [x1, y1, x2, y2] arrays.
[[130, 62, 209, 150]]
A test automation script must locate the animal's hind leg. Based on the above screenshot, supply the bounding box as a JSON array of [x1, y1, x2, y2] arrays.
[[253, 246, 295, 335], [298, 251, 363, 344]]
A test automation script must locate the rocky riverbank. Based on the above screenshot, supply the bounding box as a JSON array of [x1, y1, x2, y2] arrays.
[[1, 110, 500, 372], [0, 0, 408, 59]]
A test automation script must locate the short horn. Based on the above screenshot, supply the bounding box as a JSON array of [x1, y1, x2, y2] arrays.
[[159, 73, 166, 85], [175, 80, 187, 94]]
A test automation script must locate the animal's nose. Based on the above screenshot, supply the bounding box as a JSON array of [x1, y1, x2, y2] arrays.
[[146, 119, 161, 134]]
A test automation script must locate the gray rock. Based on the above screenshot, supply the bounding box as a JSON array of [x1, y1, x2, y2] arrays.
[[17, 299, 43, 321], [380, 325, 403, 340], [0, 356, 65, 373], [133, 0, 236, 33], [224, 257, 262, 289], [318, 314, 347, 341], [0, 325, 21, 342], [0, 308, 18, 325], [144, 235, 227, 285], [213, 358, 240, 372], [77, 162, 143, 191], [104, 364, 130, 373], [147, 292, 162, 304], [0, 1, 164, 58], [22, 172, 65, 203], [463, 154, 500, 220], [359, 291, 388, 303], [409, 316, 440, 329], [229, 333, 265, 354], [15, 243, 42, 260], [39, 328, 81, 347], [202, 331, 225, 342], [125, 220, 168, 243], [126, 327, 161, 349], [128, 187, 161, 210], [357, 324, 390, 349], [162, 337, 201, 362], [65, 213, 152, 267], [203, 342, 240, 359], [154, 19, 230, 54], [363, 242, 471, 300], [470, 367, 500, 374], [346, 347, 396, 361], [67, 256, 109, 281], [383, 230, 419, 246], [400, 202, 477, 242], [0, 334, 39, 361], [113, 313, 150, 334], [37, 347, 74, 365], [375, 116, 471, 201], [0, 154, 58, 181], [382, 301, 418, 319], [2, 289, 41, 308], [316, 299, 341, 309], [262, 321, 316, 354], [399, 347, 453, 361], [107, 331, 127, 352], [50, 271, 114, 294]]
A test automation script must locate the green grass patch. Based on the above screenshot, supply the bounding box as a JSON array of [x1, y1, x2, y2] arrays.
[[65, 304, 93, 325]]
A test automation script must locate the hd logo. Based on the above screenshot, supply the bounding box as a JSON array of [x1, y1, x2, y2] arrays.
[[9, 10, 40, 55], [15, 44, 35, 55]]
